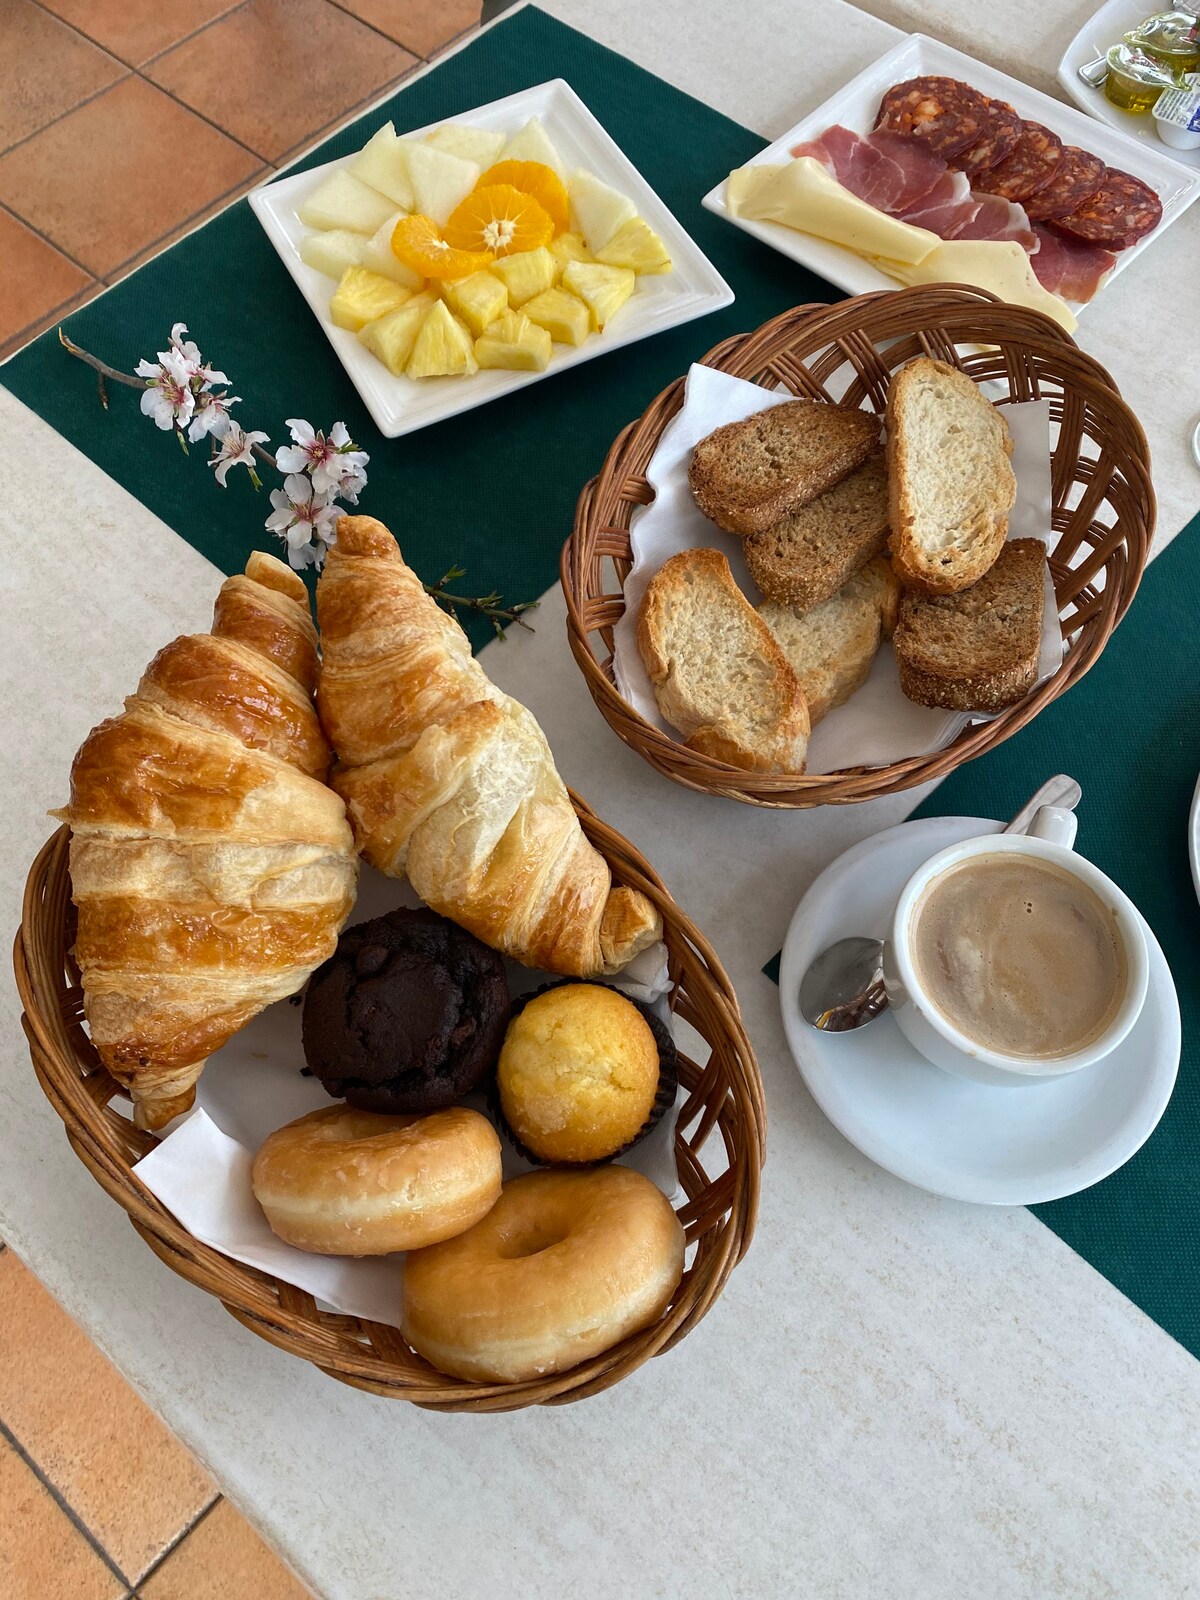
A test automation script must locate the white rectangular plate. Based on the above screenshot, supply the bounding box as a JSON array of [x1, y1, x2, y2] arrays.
[[700, 33, 1200, 316], [251, 78, 732, 439], [1057, 0, 1200, 169]]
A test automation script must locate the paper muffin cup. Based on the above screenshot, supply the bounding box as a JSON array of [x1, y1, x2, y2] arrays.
[[490, 979, 679, 1168]]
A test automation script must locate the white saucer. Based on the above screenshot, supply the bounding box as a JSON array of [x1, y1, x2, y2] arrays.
[[778, 817, 1180, 1205]]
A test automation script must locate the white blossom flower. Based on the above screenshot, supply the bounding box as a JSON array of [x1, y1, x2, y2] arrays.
[[276, 418, 368, 502], [169, 322, 228, 390], [136, 347, 195, 432], [188, 388, 241, 443], [265, 472, 341, 568], [209, 420, 270, 487]]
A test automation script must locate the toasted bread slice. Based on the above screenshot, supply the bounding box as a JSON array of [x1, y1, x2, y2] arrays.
[[886, 357, 1016, 594], [760, 556, 901, 723], [743, 452, 890, 609], [689, 399, 881, 537], [893, 539, 1046, 711], [637, 547, 809, 773]]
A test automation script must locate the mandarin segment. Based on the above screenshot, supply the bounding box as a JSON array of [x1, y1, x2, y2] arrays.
[[444, 184, 555, 258], [391, 213, 493, 281], [479, 160, 570, 234]]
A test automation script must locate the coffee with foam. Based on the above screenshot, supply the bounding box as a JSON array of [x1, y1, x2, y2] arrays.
[[910, 854, 1127, 1060]]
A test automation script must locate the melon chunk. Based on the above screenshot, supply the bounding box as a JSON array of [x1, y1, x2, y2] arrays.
[[298, 169, 395, 235], [568, 170, 637, 253], [425, 123, 506, 167], [501, 116, 565, 178], [350, 123, 414, 210], [300, 228, 368, 279], [362, 212, 423, 288], [405, 143, 480, 226]]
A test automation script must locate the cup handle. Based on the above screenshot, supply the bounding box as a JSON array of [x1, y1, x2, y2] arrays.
[[1026, 804, 1078, 850]]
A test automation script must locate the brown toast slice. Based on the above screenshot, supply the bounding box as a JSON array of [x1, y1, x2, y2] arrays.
[[893, 538, 1047, 712], [886, 357, 1016, 594], [743, 452, 889, 609], [689, 399, 881, 537], [759, 556, 901, 723], [637, 547, 810, 774]]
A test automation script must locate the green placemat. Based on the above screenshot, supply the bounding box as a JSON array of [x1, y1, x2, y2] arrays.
[[1, 6, 818, 649]]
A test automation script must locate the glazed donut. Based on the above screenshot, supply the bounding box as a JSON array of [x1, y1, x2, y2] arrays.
[[252, 1105, 502, 1256], [401, 1166, 685, 1382]]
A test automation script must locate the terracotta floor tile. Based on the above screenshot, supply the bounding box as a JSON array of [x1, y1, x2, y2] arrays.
[[0, 280, 101, 363], [103, 168, 266, 283], [332, 0, 481, 56], [0, 1253, 217, 1585], [0, 1437, 126, 1600], [36, 0, 247, 68], [0, 208, 95, 347], [0, 0, 125, 149], [147, 0, 418, 163], [0, 77, 263, 277], [140, 1500, 313, 1600]]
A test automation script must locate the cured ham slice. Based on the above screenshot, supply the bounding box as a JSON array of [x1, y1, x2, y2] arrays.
[[864, 129, 948, 213], [899, 169, 980, 235], [790, 124, 908, 212], [1029, 224, 1115, 304], [949, 191, 1037, 253]]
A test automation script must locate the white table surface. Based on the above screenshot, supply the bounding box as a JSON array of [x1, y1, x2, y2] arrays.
[[2, 2, 1199, 1597]]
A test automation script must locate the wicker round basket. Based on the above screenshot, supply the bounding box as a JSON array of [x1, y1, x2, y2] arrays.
[[15, 798, 764, 1413], [562, 284, 1155, 807]]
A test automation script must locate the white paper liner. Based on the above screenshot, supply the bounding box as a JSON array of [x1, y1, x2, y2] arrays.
[[134, 865, 680, 1333], [611, 364, 1062, 774]]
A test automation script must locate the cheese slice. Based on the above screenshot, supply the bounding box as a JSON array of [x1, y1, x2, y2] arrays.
[[725, 163, 786, 216], [734, 157, 940, 265], [866, 239, 1078, 333]]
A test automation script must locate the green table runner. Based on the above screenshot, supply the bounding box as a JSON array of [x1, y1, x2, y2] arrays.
[[5, 6, 1197, 1359]]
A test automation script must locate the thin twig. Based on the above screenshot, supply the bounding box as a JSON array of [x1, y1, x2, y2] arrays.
[[60, 327, 145, 390]]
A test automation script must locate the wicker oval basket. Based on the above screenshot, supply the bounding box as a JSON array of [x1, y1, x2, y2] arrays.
[[15, 799, 764, 1412], [563, 284, 1155, 807]]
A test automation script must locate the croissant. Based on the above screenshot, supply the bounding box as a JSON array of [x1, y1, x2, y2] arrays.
[[56, 552, 358, 1131], [316, 517, 661, 976]]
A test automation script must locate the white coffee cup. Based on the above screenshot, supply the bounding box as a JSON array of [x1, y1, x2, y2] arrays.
[[883, 808, 1150, 1087]]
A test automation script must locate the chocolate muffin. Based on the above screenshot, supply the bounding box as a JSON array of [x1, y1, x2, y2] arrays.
[[302, 908, 509, 1114]]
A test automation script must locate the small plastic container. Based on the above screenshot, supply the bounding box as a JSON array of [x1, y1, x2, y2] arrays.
[[1153, 79, 1200, 145], [1126, 8, 1200, 76], [1103, 42, 1178, 111]]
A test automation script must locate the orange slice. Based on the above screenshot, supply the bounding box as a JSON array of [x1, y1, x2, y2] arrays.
[[443, 184, 555, 258], [390, 213, 493, 280], [478, 160, 570, 235]]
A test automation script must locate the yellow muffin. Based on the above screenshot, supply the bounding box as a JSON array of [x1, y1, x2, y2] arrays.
[[497, 984, 662, 1164]]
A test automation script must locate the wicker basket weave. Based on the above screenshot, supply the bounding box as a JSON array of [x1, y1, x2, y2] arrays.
[[15, 799, 764, 1412], [563, 284, 1155, 807]]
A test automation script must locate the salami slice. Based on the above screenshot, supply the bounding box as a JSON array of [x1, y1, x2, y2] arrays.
[[1053, 167, 1163, 251], [1025, 145, 1105, 221], [980, 120, 1065, 203], [875, 76, 992, 160], [951, 96, 1023, 178]]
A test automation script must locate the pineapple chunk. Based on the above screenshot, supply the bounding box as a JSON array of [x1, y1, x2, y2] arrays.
[[300, 228, 368, 279], [501, 116, 565, 178], [329, 267, 413, 331], [522, 287, 590, 347], [595, 216, 672, 275], [298, 169, 395, 235], [443, 270, 509, 337], [562, 262, 636, 330], [407, 299, 478, 378], [568, 170, 637, 253], [424, 123, 506, 167], [475, 310, 553, 372], [358, 293, 436, 375], [405, 143, 480, 226], [550, 231, 593, 273], [362, 211, 423, 289], [490, 246, 558, 306], [349, 123, 414, 210]]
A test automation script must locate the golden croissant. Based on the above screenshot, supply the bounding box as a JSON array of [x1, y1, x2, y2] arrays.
[[317, 516, 662, 975], [56, 552, 358, 1131]]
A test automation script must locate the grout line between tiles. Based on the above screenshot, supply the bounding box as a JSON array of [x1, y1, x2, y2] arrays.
[[0, 68, 134, 163], [99, 166, 268, 283], [322, 0, 434, 55], [0, 281, 101, 359], [137, 75, 267, 166], [25, 0, 252, 74], [129, 1493, 223, 1591], [0, 1415, 132, 1589], [127, 0, 254, 72], [0, 199, 95, 278]]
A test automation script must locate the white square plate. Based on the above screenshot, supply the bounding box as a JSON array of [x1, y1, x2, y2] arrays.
[[1057, 0, 1200, 169], [251, 78, 733, 438], [700, 33, 1200, 316]]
